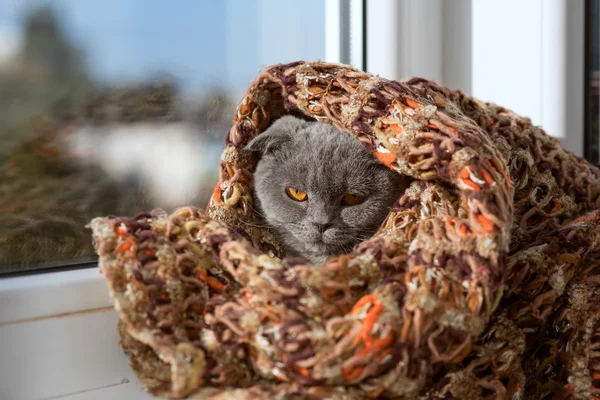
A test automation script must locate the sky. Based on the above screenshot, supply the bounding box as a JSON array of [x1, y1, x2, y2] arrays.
[[0, 0, 325, 95]]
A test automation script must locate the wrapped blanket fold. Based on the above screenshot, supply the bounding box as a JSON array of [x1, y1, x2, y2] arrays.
[[89, 61, 600, 399]]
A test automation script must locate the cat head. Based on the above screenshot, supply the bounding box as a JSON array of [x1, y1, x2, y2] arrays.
[[245, 115, 408, 265]]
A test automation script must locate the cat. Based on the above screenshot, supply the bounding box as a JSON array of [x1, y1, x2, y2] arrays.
[[245, 115, 409, 265]]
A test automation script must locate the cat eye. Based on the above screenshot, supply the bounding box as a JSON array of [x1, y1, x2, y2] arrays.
[[286, 187, 308, 202], [342, 193, 365, 206]]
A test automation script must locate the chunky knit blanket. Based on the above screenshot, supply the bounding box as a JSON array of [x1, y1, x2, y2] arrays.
[[89, 62, 600, 399]]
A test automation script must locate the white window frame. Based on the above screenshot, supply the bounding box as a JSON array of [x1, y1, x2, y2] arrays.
[[365, 0, 585, 156], [325, 0, 366, 70]]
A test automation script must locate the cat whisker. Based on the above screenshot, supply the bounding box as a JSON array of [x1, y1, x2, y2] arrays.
[[240, 221, 271, 228], [352, 227, 379, 233], [354, 234, 374, 241], [249, 206, 267, 219]]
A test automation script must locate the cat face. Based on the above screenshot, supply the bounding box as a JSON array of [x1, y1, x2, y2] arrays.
[[246, 116, 408, 265]]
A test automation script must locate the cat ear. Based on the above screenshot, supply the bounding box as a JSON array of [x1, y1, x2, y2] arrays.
[[244, 117, 296, 155], [245, 131, 290, 154]]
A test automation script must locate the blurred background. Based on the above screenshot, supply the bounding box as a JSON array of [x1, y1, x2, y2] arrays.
[[0, 0, 597, 273], [0, 0, 325, 272]]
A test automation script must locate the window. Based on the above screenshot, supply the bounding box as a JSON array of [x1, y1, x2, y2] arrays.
[[0, 1, 329, 274], [0, 0, 588, 275]]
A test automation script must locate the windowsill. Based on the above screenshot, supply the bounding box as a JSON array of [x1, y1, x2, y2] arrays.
[[0, 266, 112, 325], [0, 267, 154, 399]]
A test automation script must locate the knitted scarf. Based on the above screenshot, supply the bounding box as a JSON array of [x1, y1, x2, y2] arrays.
[[89, 62, 600, 399]]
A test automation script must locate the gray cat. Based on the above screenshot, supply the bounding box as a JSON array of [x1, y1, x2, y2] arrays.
[[245, 115, 409, 265]]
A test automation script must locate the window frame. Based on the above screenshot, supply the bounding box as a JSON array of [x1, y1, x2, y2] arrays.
[[325, 0, 367, 70], [366, 0, 585, 158]]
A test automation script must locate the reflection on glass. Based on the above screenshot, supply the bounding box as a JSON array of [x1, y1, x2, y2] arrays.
[[0, 1, 325, 273]]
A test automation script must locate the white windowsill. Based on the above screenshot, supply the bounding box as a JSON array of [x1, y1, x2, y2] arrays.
[[0, 267, 111, 325], [0, 268, 153, 400]]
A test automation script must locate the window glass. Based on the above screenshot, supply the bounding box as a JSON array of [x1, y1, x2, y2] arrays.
[[586, 0, 600, 163], [0, 0, 325, 273]]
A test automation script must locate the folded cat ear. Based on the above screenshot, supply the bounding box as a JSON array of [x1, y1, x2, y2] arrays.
[[244, 116, 297, 155], [245, 131, 289, 155]]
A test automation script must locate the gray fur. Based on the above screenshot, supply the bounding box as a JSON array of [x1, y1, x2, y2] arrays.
[[246, 115, 409, 265]]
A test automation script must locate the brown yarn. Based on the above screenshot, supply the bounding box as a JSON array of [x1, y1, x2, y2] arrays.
[[89, 62, 600, 399]]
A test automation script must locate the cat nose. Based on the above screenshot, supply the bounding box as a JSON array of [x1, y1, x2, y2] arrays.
[[312, 222, 332, 234]]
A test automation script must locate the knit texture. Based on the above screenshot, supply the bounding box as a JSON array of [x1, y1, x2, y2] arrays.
[[89, 62, 600, 399]]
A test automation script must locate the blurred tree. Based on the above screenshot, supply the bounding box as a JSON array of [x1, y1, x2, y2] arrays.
[[20, 6, 88, 82], [0, 5, 94, 156], [0, 5, 225, 272]]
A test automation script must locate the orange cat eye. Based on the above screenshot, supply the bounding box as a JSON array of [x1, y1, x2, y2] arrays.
[[342, 193, 365, 206], [286, 187, 308, 201]]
